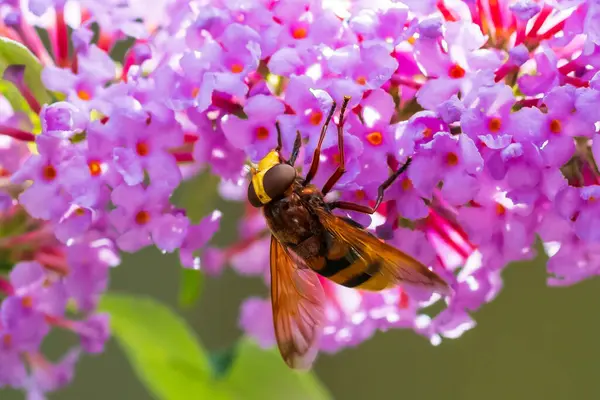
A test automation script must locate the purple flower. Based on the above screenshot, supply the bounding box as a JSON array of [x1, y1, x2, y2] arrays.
[[72, 314, 110, 354], [11, 136, 73, 220], [41, 45, 118, 112], [409, 132, 483, 205], [109, 183, 188, 252], [189, 111, 248, 180], [110, 109, 184, 190], [27, 349, 80, 397], [179, 210, 222, 269], [9, 261, 67, 317], [326, 42, 398, 92], [555, 185, 600, 243], [6, 0, 600, 392], [460, 83, 516, 149], [64, 241, 117, 313], [414, 21, 503, 110], [347, 89, 396, 157], [221, 94, 285, 162]]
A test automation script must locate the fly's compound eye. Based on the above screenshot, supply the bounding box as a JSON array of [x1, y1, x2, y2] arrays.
[[247, 182, 264, 208], [263, 164, 297, 200]]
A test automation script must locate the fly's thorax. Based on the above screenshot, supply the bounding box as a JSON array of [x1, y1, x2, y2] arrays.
[[247, 150, 297, 207]]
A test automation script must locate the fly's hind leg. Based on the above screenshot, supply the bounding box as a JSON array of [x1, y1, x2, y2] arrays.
[[328, 158, 412, 214]]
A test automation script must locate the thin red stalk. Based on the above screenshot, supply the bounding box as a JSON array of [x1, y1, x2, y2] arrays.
[[35, 251, 69, 275], [514, 19, 527, 46], [44, 314, 74, 329], [527, 5, 552, 38], [55, 7, 70, 68], [429, 211, 473, 257], [477, 0, 490, 36], [224, 230, 270, 260], [172, 151, 195, 163], [3, 66, 43, 114], [0, 277, 14, 295], [390, 75, 423, 90], [488, 0, 505, 38], [559, 59, 581, 75], [538, 20, 566, 41], [437, 0, 458, 22], [562, 75, 589, 88], [0, 125, 36, 142], [121, 54, 135, 82], [517, 98, 541, 108], [426, 215, 470, 259], [96, 31, 114, 52], [470, 1, 482, 27], [71, 54, 79, 74], [0, 228, 52, 248], [494, 63, 518, 82], [0, 26, 20, 41], [430, 208, 475, 252], [184, 133, 199, 144], [13, 22, 54, 66], [211, 94, 245, 115]]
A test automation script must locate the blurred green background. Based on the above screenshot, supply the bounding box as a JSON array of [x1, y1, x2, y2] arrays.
[[3, 172, 600, 400]]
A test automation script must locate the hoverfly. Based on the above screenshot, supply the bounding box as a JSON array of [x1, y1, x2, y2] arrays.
[[247, 96, 451, 370]]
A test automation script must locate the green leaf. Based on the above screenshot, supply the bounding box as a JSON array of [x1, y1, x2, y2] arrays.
[[209, 346, 238, 379], [99, 293, 230, 400], [0, 36, 52, 107], [178, 268, 204, 308], [221, 337, 332, 400]]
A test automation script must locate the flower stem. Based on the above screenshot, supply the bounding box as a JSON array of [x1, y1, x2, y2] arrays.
[[0, 125, 36, 142], [172, 151, 195, 163], [0, 277, 14, 295], [54, 6, 70, 68], [527, 5, 552, 39]]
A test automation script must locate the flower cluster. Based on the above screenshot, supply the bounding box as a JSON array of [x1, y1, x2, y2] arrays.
[[0, 0, 220, 396], [149, 0, 600, 352], [1, 0, 600, 396]]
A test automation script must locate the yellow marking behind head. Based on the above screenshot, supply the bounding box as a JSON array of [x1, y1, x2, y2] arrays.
[[251, 150, 281, 204]]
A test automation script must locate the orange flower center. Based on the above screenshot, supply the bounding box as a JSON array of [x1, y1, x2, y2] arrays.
[[495, 203, 506, 216], [448, 64, 466, 79], [21, 296, 34, 308], [309, 111, 323, 126], [401, 178, 413, 191], [446, 152, 459, 166], [135, 210, 151, 225], [255, 126, 269, 140], [292, 27, 308, 39], [488, 117, 502, 133], [88, 160, 102, 176], [332, 153, 341, 165], [230, 63, 244, 73], [2, 334, 12, 348], [366, 131, 383, 146], [191, 87, 200, 98], [355, 190, 366, 201], [549, 119, 562, 134], [74, 207, 86, 216], [136, 142, 150, 157], [42, 165, 57, 181], [77, 89, 92, 101], [422, 127, 433, 138], [356, 76, 367, 85]]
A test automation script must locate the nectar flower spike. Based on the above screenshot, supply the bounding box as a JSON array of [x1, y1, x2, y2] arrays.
[[2, 0, 600, 392]]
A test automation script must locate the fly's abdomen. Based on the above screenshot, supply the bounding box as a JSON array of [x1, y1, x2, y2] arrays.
[[307, 232, 389, 291]]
